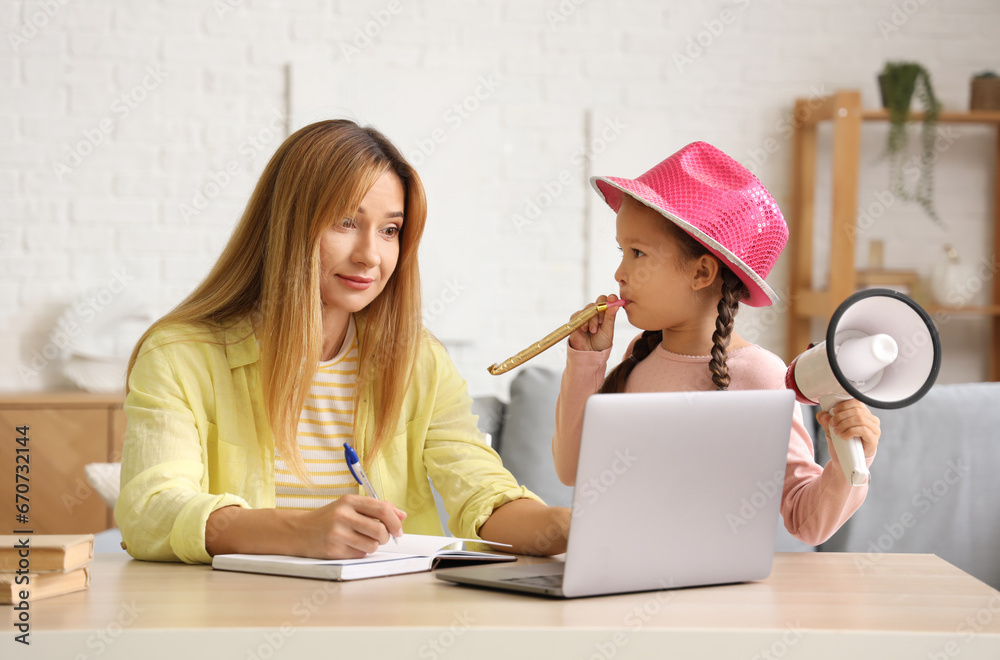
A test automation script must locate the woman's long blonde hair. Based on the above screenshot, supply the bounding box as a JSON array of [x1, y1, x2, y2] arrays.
[[125, 120, 427, 478]]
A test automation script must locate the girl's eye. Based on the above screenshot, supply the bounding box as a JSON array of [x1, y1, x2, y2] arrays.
[[339, 217, 356, 229], [632, 248, 644, 258], [382, 225, 400, 238]]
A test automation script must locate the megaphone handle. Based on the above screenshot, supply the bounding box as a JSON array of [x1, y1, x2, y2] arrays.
[[819, 395, 870, 487]]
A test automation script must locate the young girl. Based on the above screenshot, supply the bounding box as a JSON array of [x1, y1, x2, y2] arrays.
[[552, 141, 880, 546]]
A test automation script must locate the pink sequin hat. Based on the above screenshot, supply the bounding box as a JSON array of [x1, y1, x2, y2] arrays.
[[591, 141, 788, 307]]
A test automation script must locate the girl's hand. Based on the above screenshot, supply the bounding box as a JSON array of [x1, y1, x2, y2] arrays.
[[567, 294, 622, 352], [293, 493, 407, 559], [816, 400, 881, 458], [479, 500, 570, 556]]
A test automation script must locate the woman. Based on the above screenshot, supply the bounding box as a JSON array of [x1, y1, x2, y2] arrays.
[[116, 120, 570, 564]]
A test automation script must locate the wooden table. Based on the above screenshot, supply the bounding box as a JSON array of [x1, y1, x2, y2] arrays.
[[4, 552, 999, 659]]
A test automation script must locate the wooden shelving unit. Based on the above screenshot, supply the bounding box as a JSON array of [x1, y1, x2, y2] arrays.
[[0, 391, 125, 534], [787, 89, 1000, 381]]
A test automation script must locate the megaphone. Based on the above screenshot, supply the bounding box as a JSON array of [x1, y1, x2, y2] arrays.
[[785, 288, 941, 486]]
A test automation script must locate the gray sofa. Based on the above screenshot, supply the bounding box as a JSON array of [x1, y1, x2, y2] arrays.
[[475, 367, 1000, 589]]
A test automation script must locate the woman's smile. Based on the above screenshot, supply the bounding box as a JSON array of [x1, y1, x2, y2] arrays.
[[336, 274, 375, 290]]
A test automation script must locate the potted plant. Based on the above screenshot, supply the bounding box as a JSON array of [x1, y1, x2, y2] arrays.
[[877, 61, 942, 224]]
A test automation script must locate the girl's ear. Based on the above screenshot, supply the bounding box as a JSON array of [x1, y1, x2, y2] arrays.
[[689, 254, 720, 292]]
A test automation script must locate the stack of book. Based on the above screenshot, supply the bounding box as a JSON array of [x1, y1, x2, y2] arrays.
[[0, 534, 94, 604]]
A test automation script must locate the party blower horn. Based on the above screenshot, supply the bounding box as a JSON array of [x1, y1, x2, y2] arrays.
[[785, 288, 941, 487]]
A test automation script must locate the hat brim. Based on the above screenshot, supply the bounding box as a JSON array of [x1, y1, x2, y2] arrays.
[[591, 176, 779, 308]]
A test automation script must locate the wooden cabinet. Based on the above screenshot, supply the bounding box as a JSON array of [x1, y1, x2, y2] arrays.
[[0, 392, 125, 534], [787, 89, 1000, 380]]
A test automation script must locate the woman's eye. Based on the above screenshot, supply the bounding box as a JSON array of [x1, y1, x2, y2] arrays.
[[339, 217, 356, 229], [382, 225, 400, 238]]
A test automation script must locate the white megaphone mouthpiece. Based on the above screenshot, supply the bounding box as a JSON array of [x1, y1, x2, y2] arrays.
[[785, 289, 941, 487], [836, 333, 898, 384]]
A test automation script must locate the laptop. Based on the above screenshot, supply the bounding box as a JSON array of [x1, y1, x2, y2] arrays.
[[436, 389, 795, 598]]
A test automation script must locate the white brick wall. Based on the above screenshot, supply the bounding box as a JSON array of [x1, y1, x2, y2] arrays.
[[2, 0, 997, 394]]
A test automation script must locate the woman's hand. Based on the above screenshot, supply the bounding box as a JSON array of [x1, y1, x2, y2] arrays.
[[567, 294, 622, 353], [292, 494, 407, 559], [205, 496, 407, 560], [816, 399, 881, 458]]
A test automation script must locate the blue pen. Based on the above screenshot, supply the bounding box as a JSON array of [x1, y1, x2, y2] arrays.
[[343, 442, 399, 545]]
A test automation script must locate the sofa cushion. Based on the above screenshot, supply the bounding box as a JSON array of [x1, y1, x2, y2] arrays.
[[817, 382, 1000, 589], [498, 367, 575, 508], [470, 396, 505, 450], [84, 462, 121, 509]]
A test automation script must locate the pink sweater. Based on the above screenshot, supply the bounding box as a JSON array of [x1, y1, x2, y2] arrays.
[[553, 338, 873, 546]]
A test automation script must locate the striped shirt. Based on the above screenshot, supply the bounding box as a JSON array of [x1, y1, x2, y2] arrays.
[[275, 315, 360, 510]]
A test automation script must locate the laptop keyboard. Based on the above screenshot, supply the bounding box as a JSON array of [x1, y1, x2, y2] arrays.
[[501, 573, 564, 588]]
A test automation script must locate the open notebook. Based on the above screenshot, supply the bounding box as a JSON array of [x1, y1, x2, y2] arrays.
[[211, 534, 514, 581]]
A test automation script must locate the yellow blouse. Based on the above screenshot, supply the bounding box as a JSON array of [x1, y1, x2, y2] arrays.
[[115, 314, 541, 564]]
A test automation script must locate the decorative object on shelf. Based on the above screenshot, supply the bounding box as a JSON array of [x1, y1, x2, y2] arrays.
[[868, 240, 886, 270], [877, 61, 942, 224], [929, 244, 982, 307], [970, 71, 1000, 111], [857, 269, 922, 299], [857, 240, 924, 300]]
